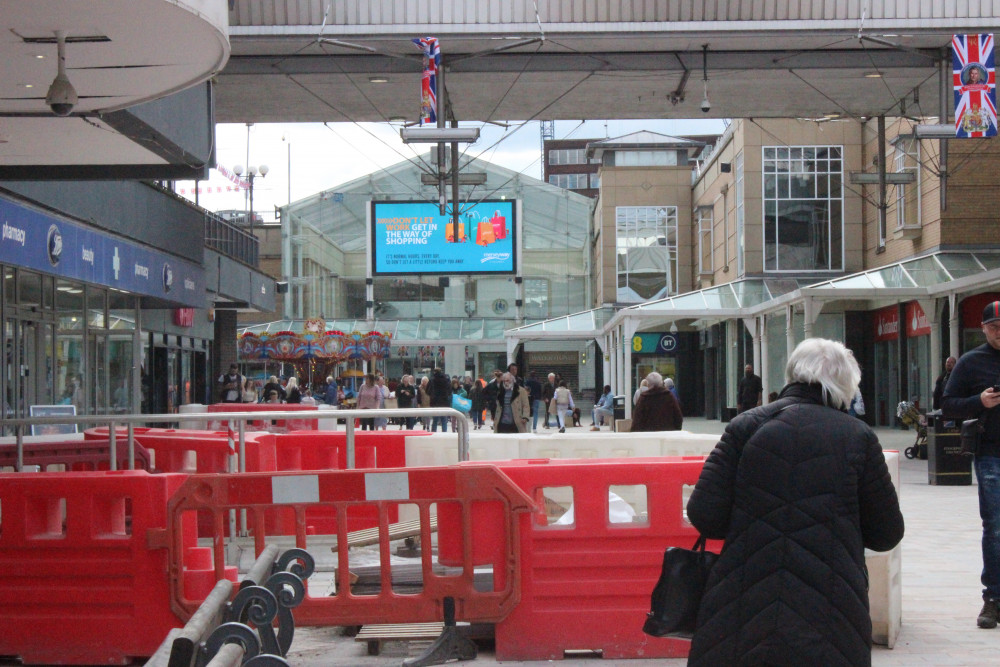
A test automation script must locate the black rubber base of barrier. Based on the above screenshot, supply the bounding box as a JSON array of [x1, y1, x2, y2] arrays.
[[401, 598, 477, 667]]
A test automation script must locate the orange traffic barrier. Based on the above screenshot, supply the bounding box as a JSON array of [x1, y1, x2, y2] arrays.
[[486, 457, 718, 661], [164, 466, 535, 627], [0, 470, 214, 665]]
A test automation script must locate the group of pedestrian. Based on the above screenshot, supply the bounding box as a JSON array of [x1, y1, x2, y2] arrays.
[[219, 367, 355, 407]]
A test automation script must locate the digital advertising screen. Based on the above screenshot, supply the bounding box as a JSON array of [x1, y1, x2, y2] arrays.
[[370, 200, 516, 276]]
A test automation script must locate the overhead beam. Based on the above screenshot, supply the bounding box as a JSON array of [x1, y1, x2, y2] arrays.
[[225, 48, 939, 76]]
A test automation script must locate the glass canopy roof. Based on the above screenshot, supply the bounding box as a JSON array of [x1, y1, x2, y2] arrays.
[[241, 252, 1000, 343], [504, 251, 1000, 339], [505, 307, 617, 335]]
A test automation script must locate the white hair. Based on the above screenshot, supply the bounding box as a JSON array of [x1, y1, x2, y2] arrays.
[[664, 377, 675, 389], [286, 377, 299, 390], [785, 338, 860, 410], [646, 371, 664, 388]]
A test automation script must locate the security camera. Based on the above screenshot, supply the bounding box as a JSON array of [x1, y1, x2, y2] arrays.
[[46, 31, 77, 116], [46, 72, 77, 116], [700, 95, 711, 113]]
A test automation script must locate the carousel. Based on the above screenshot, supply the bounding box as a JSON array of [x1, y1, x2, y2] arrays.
[[237, 317, 391, 393]]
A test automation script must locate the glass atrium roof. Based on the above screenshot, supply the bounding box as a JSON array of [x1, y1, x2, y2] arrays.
[[242, 318, 517, 342]]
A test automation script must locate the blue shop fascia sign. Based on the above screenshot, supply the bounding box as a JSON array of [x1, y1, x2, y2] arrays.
[[0, 197, 205, 308], [632, 332, 679, 354]]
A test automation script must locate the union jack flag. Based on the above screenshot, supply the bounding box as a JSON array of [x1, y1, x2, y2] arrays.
[[412, 37, 440, 125], [953, 34, 997, 138]]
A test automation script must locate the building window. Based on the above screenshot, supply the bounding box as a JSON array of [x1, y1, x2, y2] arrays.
[[524, 278, 549, 319], [762, 145, 844, 272], [615, 206, 678, 303], [735, 151, 745, 277], [548, 173, 591, 189], [589, 173, 601, 188], [612, 151, 680, 167], [547, 148, 588, 165], [893, 137, 920, 231], [697, 207, 714, 274]]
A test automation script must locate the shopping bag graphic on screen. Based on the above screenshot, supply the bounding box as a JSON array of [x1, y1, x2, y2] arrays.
[[446, 221, 465, 243], [491, 210, 507, 240], [476, 219, 496, 246]]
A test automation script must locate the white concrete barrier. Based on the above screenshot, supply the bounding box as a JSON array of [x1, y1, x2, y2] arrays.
[[868, 450, 901, 648], [316, 405, 343, 431], [400, 430, 901, 647], [178, 403, 208, 430], [404, 430, 721, 467]]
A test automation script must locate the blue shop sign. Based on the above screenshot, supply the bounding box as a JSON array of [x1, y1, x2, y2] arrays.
[[632, 332, 678, 354], [0, 197, 205, 308]]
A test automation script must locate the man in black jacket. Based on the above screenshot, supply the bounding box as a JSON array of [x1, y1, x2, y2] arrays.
[[482, 369, 503, 422], [737, 364, 762, 413], [943, 300, 1000, 628], [428, 368, 453, 432], [933, 355, 957, 410]]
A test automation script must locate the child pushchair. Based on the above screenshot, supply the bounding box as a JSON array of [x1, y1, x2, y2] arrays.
[[896, 400, 928, 459]]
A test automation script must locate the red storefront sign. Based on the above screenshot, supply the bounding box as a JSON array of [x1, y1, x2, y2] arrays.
[[962, 293, 1000, 328], [173, 308, 195, 327], [904, 302, 932, 337], [873, 305, 900, 342]]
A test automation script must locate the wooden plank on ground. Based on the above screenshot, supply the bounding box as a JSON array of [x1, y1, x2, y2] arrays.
[[355, 622, 444, 656], [330, 515, 437, 550]]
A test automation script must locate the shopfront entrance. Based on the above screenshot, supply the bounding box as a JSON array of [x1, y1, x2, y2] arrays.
[[872, 305, 900, 427]]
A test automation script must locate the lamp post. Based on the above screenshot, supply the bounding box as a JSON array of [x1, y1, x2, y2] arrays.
[[232, 164, 268, 237]]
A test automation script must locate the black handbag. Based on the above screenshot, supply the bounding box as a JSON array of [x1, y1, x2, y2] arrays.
[[641, 535, 718, 639]]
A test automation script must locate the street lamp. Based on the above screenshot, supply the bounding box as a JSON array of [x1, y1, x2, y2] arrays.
[[233, 164, 269, 236]]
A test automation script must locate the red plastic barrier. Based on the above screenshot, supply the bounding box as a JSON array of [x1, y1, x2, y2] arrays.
[[165, 466, 534, 627], [273, 430, 412, 471], [0, 439, 150, 472], [266, 431, 420, 534], [0, 470, 226, 665], [85, 427, 278, 474], [483, 457, 718, 661], [206, 403, 319, 431]]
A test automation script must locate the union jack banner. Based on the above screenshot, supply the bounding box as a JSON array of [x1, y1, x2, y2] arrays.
[[412, 37, 440, 125], [953, 34, 997, 138]]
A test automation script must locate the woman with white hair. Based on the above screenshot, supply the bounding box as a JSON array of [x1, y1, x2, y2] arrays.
[[685, 338, 904, 667], [631, 372, 683, 432]]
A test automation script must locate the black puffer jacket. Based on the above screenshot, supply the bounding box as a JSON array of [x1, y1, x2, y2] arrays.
[[428, 370, 453, 408], [687, 382, 904, 667]]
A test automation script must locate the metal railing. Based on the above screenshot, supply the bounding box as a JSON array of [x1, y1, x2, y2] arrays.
[[2, 407, 470, 474]]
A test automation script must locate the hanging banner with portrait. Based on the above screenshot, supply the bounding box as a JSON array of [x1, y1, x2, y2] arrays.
[[953, 34, 997, 138]]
